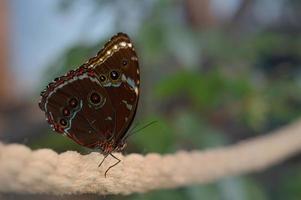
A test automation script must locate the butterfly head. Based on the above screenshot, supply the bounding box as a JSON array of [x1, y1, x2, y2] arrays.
[[99, 139, 126, 154]]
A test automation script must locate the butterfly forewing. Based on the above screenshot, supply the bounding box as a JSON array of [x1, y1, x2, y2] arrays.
[[92, 38, 140, 146]]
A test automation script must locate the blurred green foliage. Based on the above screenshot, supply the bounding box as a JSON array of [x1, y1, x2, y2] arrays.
[[34, 0, 301, 199]]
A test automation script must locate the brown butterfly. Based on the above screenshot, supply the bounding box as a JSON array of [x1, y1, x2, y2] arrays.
[[39, 33, 140, 176]]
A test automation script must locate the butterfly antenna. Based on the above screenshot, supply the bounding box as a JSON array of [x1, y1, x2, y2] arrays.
[[128, 121, 157, 137], [128, 121, 140, 133]]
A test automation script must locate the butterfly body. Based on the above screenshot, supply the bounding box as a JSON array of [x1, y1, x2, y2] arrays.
[[39, 33, 140, 154]]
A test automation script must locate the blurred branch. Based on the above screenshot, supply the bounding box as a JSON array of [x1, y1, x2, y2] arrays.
[[0, 0, 14, 105], [185, 0, 216, 29], [1, 119, 301, 195], [230, 0, 253, 26]]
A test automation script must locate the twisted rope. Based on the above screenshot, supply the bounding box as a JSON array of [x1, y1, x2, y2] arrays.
[[0, 120, 301, 195]]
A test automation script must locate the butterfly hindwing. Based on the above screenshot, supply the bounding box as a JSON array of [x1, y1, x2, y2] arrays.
[[42, 72, 116, 148]]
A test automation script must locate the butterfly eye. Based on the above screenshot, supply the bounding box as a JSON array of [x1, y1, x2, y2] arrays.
[[59, 118, 68, 127], [99, 75, 107, 82], [122, 59, 128, 66], [110, 70, 119, 80], [69, 98, 78, 108], [89, 92, 102, 105], [62, 108, 70, 117]]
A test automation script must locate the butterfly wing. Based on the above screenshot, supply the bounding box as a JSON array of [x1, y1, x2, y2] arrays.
[[40, 70, 116, 149], [39, 33, 140, 151], [87, 33, 140, 148]]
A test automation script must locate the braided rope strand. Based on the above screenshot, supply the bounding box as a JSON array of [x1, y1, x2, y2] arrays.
[[0, 120, 301, 195]]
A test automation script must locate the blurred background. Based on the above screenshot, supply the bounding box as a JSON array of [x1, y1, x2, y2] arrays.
[[1, 0, 301, 199]]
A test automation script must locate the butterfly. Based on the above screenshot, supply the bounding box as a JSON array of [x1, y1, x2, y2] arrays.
[[39, 33, 140, 176]]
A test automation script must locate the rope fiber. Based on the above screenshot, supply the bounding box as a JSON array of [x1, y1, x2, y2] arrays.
[[0, 120, 301, 195]]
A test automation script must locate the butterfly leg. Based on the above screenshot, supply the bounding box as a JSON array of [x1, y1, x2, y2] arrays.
[[104, 153, 121, 177], [98, 153, 109, 167]]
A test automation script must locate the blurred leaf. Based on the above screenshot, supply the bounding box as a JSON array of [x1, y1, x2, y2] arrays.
[[244, 92, 269, 131], [186, 184, 220, 200], [155, 70, 222, 108], [40, 45, 95, 90], [218, 177, 267, 200], [126, 189, 186, 200], [274, 167, 301, 200], [29, 131, 86, 153], [155, 69, 253, 110], [173, 111, 226, 149], [223, 76, 253, 99]]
